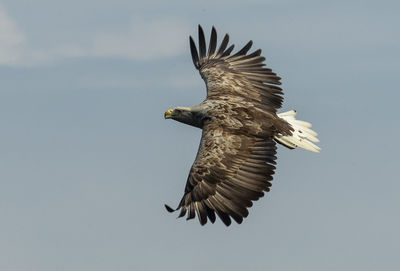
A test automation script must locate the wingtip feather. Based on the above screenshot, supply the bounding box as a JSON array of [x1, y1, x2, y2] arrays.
[[208, 26, 217, 57], [189, 36, 200, 69], [165, 204, 175, 213], [198, 25, 206, 59]]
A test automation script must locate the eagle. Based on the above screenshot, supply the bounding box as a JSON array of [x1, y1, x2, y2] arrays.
[[164, 25, 320, 226]]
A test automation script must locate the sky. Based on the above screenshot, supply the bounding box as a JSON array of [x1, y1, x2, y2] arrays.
[[0, 0, 399, 270]]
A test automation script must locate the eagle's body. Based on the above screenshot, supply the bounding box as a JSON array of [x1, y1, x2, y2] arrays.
[[165, 26, 320, 226]]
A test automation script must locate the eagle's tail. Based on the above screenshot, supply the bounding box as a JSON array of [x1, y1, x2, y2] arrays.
[[275, 110, 320, 153]]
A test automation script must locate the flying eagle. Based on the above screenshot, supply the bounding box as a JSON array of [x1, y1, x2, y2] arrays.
[[164, 25, 320, 226]]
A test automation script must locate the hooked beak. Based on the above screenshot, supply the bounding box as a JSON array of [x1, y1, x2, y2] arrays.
[[164, 109, 174, 119]]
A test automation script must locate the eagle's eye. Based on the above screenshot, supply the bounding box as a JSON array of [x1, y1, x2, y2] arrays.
[[174, 109, 182, 114]]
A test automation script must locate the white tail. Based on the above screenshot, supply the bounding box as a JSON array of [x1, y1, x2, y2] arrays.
[[275, 110, 320, 153]]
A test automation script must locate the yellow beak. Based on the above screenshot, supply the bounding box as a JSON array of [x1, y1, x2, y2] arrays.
[[164, 109, 174, 119]]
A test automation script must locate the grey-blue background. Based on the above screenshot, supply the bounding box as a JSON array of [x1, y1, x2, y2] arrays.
[[1, 1, 399, 270]]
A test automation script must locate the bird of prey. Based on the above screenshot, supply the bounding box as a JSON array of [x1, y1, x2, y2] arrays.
[[164, 25, 320, 226]]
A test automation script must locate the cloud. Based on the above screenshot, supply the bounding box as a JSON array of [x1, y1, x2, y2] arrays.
[[0, 4, 190, 66], [0, 4, 26, 65]]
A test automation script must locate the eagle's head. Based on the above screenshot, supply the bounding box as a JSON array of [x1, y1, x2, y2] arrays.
[[164, 107, 192, 121], [164, 106, 206, 128]]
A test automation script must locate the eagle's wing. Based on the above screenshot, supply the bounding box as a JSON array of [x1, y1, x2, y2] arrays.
[[166, 121, 277, 226], [190, 25, 283, 113]]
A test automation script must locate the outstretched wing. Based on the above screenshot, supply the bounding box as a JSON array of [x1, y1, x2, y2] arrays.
[[166, 121, 277, 226], [190, 25, 284, 113]]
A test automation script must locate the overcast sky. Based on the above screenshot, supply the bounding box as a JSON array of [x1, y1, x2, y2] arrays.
[[1, 1, 399, 270]]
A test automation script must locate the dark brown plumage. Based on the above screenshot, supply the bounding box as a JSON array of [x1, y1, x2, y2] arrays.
[[165, 25, 319, 226]]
